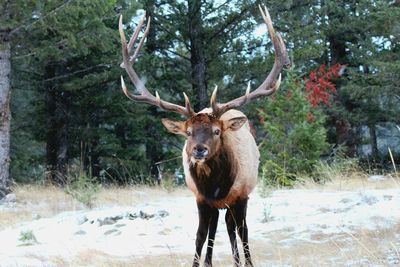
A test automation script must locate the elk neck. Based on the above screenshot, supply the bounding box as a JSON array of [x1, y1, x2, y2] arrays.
[[188, 138, 238, 202]]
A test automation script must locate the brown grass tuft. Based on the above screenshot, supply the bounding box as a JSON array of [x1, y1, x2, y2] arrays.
[[0, 184, 190, 230]]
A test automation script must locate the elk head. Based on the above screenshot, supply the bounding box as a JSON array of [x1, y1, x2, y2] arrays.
[[118, 5, 290, 163], [161, 110, 248, 164]]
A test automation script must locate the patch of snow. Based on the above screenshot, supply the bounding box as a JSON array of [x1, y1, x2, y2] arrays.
[[0, 194, 17, 210], [249, 189, 400, 243], [3, 193, 16, 203], [0, 188, 399, 265], [368, 175, 386, 181]]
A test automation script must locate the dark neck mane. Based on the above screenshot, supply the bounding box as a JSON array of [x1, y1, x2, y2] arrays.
[[188, 141, 237, 201]]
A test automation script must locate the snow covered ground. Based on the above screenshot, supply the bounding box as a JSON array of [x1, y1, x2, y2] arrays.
[[0, 185, 399, 266]]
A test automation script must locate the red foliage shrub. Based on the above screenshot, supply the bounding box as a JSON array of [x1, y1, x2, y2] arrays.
[[305, 63, 344, 107]]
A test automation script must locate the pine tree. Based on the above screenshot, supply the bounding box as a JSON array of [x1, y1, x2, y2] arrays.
[[340, 1, 400, 159], [262, 0, 400, 160], [146, 1, 264, 110], [10, 0, 143, 184], [259, 69, 329, 186], [0, 0, 38, 197]]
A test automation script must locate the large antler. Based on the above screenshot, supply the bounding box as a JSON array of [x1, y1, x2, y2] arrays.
[[119, 13, 194, 117], [211, 5, 290, 118]]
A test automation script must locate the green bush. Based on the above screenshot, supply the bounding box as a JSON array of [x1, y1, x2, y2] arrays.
[[259, 70, 329, 186], [18, 230, 38, 246], [65, 171, 100, 208]]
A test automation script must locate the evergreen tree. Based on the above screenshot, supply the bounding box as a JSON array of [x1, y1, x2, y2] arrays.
[[0, 0, 38, 197], [340, 1, 400, 159], [259, 69, 329, 186], [10, 0, 143, 184], [146, 1, 264, 110], [263, 0, 400, 160]]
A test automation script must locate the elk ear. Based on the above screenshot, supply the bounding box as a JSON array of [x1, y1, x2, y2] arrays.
[[224, 116, 247, 131], [161, 118, 186, 136]]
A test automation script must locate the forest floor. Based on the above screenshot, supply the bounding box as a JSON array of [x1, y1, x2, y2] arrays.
[[0, 175, 399, 267]]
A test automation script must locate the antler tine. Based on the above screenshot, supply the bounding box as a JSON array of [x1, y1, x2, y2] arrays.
[[119, 15, 146, 94], [127, 12, 147, 54], [119, 15, 194, 117], [131, 17, 151, 63], [211, 5, 290, 118], [246, 81, 251, 96], [210, 85, 219, 115], [259, 4, 275, 40], [183, 92, 194, 115], [119, 13, 146, 69]]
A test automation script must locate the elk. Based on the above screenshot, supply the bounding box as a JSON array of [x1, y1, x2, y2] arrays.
[[119, 5, 289, 267]]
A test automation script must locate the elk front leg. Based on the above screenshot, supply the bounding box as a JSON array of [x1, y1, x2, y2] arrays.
[[234, 198, 253, 267], [204, 208, 219, 267], [193, 201, 212, 267], [225, 207, 241, 267]]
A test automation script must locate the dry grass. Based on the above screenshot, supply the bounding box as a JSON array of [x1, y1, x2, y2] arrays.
[[67, 223, 400, 267], [0, 184, 191, 230], [94, 185, 191, 207], [0, 185, 82, 229], [295, 174, 400, 191], [250, 223, 400, 266], [71, 250, 194, 267], [294, 163, 400, 191]]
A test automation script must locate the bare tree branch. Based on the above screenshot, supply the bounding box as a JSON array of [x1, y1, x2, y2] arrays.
[[42, 63, 111, 83], [207, 5, 251, 42]]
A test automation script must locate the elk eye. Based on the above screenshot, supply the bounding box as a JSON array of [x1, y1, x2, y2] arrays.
[[186, 131, 191, 136], [214, 129, 221, 135]]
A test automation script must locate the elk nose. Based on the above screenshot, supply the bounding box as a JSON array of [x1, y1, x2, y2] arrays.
[[193, 145, 209, 159]]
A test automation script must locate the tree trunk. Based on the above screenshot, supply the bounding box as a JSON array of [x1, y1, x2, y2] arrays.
[[188, 0, 208, 110], [329, 37, 355, 155], [90, 138, 100, 179], [45, 63, 69, 186], [369, 123, 379, 160], [144, 0, 157, 53], [0, 35, 11, 198], [83, 116, 101, 180], [144, 1, 165, 183], [327, 1, 356, 156]]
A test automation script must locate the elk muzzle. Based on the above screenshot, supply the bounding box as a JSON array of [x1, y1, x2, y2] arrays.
[[192, 144, 209, 159]]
